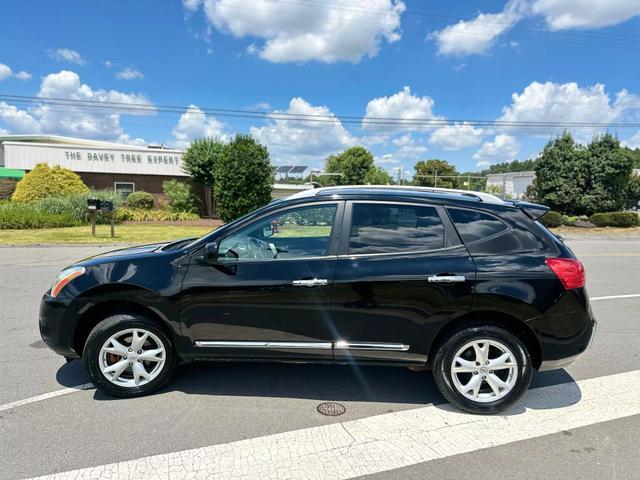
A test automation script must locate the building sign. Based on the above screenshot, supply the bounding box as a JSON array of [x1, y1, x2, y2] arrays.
[[2, 141, 187, 177]]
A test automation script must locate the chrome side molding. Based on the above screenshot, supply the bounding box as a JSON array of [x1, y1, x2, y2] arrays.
[[195, 340, 410, 352], [194, 341, 332, 349], [334, 341, 410, 351]]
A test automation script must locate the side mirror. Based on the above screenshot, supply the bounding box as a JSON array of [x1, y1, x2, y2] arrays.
[[262, 223, 275, 238], [204, 241, 219, 264]]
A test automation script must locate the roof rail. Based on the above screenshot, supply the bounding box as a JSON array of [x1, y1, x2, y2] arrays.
[[287, 184, 506, 205]]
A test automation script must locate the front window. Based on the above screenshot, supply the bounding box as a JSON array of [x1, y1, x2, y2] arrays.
[[349, 203, 445, 255], [114, 182, 135, 198], [218, 204, 337, 261]]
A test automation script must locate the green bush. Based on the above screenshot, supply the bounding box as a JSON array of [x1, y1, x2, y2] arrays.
[[163, 180, 199, 213], [12, 163, 88, 203], [35, 190, 121, 225], [0, 202, 82, 229], [589, 212, 640, 227], [115, 208, 199, 222], [539, 211, 562, 228], [560, 215, 578, 226], [125, 191, 154, 210]]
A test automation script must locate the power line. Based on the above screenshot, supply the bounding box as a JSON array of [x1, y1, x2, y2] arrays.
[[2, 94, 639, 129]]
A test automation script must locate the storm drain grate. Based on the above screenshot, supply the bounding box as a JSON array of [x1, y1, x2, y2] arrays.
[[317, 402, 346, 416]]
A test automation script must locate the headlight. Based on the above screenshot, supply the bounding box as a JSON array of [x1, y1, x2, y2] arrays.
[[50, 266, 85, 298]]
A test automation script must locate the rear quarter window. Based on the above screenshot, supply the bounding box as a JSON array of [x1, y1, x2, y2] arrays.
[[447, 207, 547, 254]]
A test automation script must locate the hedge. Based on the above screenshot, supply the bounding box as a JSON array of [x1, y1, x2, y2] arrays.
[[539, 211, 562, 228], [589, 212, 640, 228], [0, 202, 83, 229], [115, 208, 199, 222]]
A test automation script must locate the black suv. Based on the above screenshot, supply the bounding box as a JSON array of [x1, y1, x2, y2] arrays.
[[40, 186, 596, 414]]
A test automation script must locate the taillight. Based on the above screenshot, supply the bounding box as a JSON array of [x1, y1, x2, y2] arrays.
[[545, 258, 585, 289]]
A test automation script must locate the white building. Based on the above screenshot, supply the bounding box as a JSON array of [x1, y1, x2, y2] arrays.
[[486, 171, 536, 199]]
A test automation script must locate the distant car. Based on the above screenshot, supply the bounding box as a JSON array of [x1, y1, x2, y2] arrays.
[[40, 186, 596, 414]]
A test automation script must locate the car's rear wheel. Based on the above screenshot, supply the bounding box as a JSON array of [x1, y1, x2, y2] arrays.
[[433, 325, 532, 414], [83, 314, 176, 398]]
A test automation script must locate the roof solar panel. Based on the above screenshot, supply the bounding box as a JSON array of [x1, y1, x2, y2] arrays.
[[289, 165, 308, 174], [276, 165, 293, 173]]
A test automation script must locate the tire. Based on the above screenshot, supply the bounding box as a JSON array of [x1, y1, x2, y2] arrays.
[[83, 314, 177, 398], [433, 325, 532, 414]]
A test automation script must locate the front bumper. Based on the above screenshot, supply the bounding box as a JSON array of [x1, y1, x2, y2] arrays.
[[39, 295, 78, 358]]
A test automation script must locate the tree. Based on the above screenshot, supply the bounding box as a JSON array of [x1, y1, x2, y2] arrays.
[[582, 134, 632, 213], [626, 174, 640, 208], [624, 147, 640, 169], [480, 158, 538, 175], [534, 132, 587, 214], [413, 159, 458, 188], [535, 132, 632, 215], [182, 138, 225, 216], [12, 163, 88, 203], [325, 147, 374, 185], [214, 134, 273, 222], [364, 166, 392, 185], [163, 180, 199, 213]]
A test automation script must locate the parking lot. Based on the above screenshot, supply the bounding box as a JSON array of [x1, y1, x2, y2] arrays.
[[1, 234, 639, 480]]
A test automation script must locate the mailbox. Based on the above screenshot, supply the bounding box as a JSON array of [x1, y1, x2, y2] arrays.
[[99, 200, 114, 212], [87, 198, 101, 210]]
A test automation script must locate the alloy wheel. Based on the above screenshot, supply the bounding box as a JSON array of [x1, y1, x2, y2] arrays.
[[450, 339, 518, 403], [98, 328, 166, 387]]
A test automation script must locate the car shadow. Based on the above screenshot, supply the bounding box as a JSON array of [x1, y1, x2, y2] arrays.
[[56, 359, 580, 411]]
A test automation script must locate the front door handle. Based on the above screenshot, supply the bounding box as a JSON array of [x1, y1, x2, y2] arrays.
[[292, 278, 328, 287], [427, 275, 466, 283]]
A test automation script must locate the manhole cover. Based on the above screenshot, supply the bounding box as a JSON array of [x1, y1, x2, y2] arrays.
[[317, 402, 346, 416]]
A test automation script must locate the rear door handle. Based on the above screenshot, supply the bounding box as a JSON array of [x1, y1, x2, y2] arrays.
[[292, 278, 328, 287], [427, 275, 466, 283]]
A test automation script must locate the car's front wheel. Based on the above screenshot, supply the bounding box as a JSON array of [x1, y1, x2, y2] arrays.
[[433, 325, 532, 414], [83, 314, 176, 397]]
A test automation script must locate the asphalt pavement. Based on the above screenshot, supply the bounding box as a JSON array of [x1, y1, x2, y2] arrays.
[[0, 234, 639, 480]]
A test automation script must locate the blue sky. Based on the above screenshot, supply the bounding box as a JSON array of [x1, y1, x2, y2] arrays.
[[1, 0, 639, 175]]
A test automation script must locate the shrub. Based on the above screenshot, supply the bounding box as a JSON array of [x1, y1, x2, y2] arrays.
[[125, 191, 154, 210], [115, 208, 199, 222], [163, 180, 199, 213], [12, 164, 88, 203], [35, 190, 121, 225], [560, 215, 578, 226], [589, 212, 640, 228], [0, 202, 82, 229], [539, 211, 562, 228]]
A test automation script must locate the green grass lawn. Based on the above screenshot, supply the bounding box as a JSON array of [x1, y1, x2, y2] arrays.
[[0, 223, 214, 245]]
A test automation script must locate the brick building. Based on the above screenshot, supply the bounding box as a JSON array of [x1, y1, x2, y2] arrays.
[[0, 135, 204, 205]]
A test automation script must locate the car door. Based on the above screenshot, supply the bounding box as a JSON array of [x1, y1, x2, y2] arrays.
[[331, 200, 475, 365], [179, 201, 343, 362]]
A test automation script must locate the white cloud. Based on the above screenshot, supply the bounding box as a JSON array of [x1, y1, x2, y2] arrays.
[[250, 97, 356, 164], [375, 134, 428, 166], [623, 131, 640, 149], [0, 63, 12, 80], [429, 122, 486, 150], [116, 133, 148, 147], [363, 86, 442, 133], [47, 48, 86, 64], [473, 134, 520, 167], [0, 70, 153, 142], [14, 70, 32, 81], [116, 67, 144, 80], [498, 81, 640, 140], [172, 104, 225, 148], [188, 0, 405, 63], [430, 0, 528, 56], [0, 64, 33, 81], [531, 0, 640, 30], [0, 101, 41, 132], [247, 101, 272, 110]]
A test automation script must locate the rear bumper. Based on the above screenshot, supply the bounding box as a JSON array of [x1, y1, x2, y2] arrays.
[[39, 294, 78, 358], [539, 317, 597, 371]]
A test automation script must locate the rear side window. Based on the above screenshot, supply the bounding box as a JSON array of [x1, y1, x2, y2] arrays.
[[448, 208, 508, 243], [349, 203, 444, 254]]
